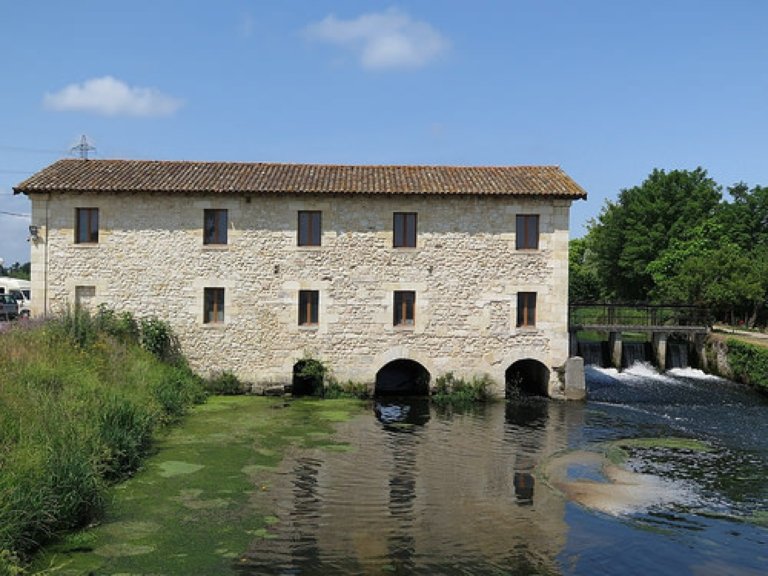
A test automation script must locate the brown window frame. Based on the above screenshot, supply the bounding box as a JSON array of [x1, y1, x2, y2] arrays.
[[393, 290, 416, 327], [204, 287, 225, 324], [298, 211, 322, 247], [298, 290, 319, 326], [393, 212, 417, 248], [75, 208, 99, 244], [203, 209, 228, 245], [516, 214, 539, 250], [517, 292, 537, 327]]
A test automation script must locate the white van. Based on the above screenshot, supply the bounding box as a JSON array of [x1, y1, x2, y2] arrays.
[[0, 277, 31, 317]]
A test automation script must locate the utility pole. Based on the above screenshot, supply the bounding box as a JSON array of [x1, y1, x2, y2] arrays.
[[71, 135, 96, 159]]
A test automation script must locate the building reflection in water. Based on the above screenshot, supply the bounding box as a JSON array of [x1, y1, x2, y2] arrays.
[[239, 398, 585, 575]]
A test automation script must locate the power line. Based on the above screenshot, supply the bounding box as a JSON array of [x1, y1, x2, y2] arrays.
[[0, 144, 66, 155], [0, 210, 30, 218]]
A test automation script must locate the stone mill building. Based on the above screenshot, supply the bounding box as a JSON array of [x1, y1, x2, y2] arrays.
[[15, 159, 587, 398]]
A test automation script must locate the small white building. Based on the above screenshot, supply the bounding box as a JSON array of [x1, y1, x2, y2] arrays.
[[15, 159, 587, 398]]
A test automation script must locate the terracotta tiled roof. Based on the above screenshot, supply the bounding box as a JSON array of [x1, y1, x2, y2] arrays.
[[14, 159, 587, 199]]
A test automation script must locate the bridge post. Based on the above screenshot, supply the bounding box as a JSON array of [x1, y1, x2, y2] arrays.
[[609, 331, 622, 368], [652, 332, 668, 370]]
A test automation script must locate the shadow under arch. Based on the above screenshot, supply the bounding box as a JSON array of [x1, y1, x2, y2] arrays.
[[292, 359, 325, 397], [375, 359, 430, 397], [506, 359, 550, 397]]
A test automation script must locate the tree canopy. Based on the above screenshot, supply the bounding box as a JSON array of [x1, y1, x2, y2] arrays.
[[574, 168, 768, 326]]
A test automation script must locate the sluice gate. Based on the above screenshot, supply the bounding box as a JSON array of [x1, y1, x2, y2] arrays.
[[569, 304, 710, 370]]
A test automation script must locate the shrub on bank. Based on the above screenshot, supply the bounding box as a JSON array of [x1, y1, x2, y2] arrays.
[[726, 338, 768, 393], [0, 308, 205, 573], [431, 373, 494, 405]]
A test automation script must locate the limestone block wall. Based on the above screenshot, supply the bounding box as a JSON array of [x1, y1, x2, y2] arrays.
[[28, 191, 572, 397]]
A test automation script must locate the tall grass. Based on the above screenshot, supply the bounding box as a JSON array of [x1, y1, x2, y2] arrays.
[[0, 307, 205, 574]]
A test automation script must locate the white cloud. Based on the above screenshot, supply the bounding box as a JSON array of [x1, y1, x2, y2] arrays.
[[305, 8, 449, 70], [43, 76, 183, 117]]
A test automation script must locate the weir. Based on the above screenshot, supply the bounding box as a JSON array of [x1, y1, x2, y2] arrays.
[[569, 304, 710, 370]]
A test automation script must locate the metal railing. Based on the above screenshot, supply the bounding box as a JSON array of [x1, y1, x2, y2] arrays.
[[569, 304, 710, 331]]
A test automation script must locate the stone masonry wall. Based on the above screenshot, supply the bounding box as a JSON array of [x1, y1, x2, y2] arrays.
[[29, 191, 572, 397]]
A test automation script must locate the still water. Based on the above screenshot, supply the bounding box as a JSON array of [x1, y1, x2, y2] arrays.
[[241, 365, 768, 575]]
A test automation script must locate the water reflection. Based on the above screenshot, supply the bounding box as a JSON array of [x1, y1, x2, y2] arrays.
[[240, 399, 577, 575], [238, 369, 768, 575], [374, 397, 431, 429]]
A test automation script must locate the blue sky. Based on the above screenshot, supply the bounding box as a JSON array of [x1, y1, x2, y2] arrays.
[[2, 1, 767, 266]]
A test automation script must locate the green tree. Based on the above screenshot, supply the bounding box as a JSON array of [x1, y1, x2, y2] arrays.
[[0, 261, 30, 280], [569, 237, 602, 302], [589, 168, 722, 301]]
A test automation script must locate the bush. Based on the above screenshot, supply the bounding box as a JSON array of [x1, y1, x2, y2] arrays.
[[140, 317, 184, 366], [432, 373, 494, 405], [205, 371, 245, 395], [726, 339, 768, 393], [324, 379, 371, 399]]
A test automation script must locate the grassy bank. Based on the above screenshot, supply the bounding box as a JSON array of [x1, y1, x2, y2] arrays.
[[724, 338, 768, 393], [0, 309, 206, 574]]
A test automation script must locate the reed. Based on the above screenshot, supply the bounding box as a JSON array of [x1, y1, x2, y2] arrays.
[[0, 308, 205, 574]]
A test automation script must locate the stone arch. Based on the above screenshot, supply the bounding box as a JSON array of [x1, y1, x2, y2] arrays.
[[505, 359, 550, 397], [375, 359, 431, 397], [292, 359, 325, 396]]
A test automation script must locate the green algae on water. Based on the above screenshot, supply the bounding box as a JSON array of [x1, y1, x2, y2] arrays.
[[31, 396, 365, 575]]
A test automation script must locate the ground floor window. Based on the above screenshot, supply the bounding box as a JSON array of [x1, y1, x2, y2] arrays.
[[517, 292, 537, 327], [75, 285, 96, 309], [299, 290, 319, 326], [394, 290, 415, 326], [204, 287, 225, 324]]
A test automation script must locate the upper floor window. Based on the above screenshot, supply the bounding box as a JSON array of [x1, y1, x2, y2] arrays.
[[75, 208, 99, 244], [299, 290, 319, 326], [298, 211, 322, 246], [517, 292, 537, 327], [516, 214, 539, 250], [394, 290, 415, 327], [393, 212, 417, 248], [204, 287, 225, 324], [204, 209, 228, 245]]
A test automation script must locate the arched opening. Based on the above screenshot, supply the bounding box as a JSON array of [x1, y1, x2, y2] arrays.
[[292, 359, 325, 397], [375, 359, 430, 397], [505, 359, 550, 397]]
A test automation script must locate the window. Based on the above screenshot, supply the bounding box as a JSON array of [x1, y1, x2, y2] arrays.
[[298, 290, 319, 326], [394, 291, 415, 326], [393, 212, 417, 248], [75, 285, 96, 309], [75, 208, 99, 244], [298, 211, 322, 246], [204, 209, 228, 245], [517, 292, 537, 327], [516, 214, 539, 250], [204, 287, 225, 324]]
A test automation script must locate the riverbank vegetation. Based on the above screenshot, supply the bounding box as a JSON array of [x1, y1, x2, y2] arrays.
[[723, 338, 768, 393], [0, 307, 205, 574], [571, 168, 768, 328]]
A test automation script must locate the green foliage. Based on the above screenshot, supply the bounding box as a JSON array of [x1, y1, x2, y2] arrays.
[[568, 237, 602, 302], [580, 168, 768, 328], [725, 339, 768, 393], [294, 358, 328, 397], [0, 308, 205, 568], [432, 373, 494, 405], [0, 261, 30, 281], [589, 168, 722, 301], [324, 379, 371, 399], [140, 316, 184, 366], [205, 371, 245, 395]]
